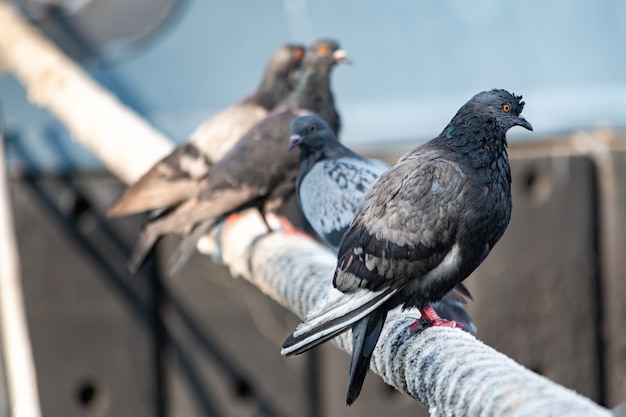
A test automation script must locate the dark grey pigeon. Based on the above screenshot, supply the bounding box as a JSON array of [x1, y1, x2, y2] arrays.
[[287, 115, 477, 333], [107, 43, 305, 217], [282, 89, 533, 406], [128, 39, 350, 275]]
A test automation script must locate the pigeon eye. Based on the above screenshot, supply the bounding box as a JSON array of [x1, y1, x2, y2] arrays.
[[317, 45, 329, 55], [308, 125, 316, 134], [294, 49, 304, 59], [502, 103, 511, 113]]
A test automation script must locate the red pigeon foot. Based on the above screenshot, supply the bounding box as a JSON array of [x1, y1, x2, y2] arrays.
[[224, 212, 242, 229], [274, 216, 312, 239], [408, 305, 463, 334]]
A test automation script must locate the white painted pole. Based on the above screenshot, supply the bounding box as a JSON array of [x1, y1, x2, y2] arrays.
[[0, 116, 41, 417]]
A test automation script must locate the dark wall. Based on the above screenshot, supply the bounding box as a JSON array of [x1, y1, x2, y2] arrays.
[[8, 136, 626, 416]]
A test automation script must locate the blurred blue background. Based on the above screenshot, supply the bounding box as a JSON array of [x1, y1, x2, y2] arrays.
[[2, 0, 626, 170]]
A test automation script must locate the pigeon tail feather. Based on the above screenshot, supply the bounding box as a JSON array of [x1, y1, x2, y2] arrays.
[[346, 308, 387, 405], [165, 219, 215, 276], [281, 287, 396, 356], [127, 229, 159, 273], [127, 215, 182, 273]]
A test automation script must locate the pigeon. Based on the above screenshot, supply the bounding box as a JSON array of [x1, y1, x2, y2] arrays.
[[288, 115, 389, 252], [107, 43, 306, 217], [287, 115, 477, 333], [282, 89, 533, 405], [128, 39, 350, 275]]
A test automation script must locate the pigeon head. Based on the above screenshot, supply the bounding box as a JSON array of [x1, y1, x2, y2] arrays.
[[439, 89, 532, 159], [265, 44, 306, 80], [463, 89, 533, 133], [288, 115, 336, 152], [303, 39, 351, 70], [257, 43, 305, 97]]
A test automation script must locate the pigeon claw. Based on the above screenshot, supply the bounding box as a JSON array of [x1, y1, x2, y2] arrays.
[[277, 216, 297, 234], [408, 317, 462, 334], [408, 304, 463, 334], [408, 318, 432, 334], [275, 216, 310, 239], [225, 212, 242, 228]]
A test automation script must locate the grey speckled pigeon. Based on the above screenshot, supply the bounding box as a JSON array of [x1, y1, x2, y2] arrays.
[[282, 89, 533, 406], [128, 39, 350, 276], [287, 115, 389, 253], [288, 114, 477, 331], [107, 43, 305, 217]]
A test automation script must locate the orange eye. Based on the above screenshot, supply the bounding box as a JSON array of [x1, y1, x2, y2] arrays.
[[317, 45, 329, 55], [293, 48, 304, 59], [502, 103, 511, 113]]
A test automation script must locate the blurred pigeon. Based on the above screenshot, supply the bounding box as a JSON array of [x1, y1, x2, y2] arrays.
[[288, 115, 476, 333], [282, 89, 533, 405], [128, 39, 350, 275], [107, 43, 305, 217]]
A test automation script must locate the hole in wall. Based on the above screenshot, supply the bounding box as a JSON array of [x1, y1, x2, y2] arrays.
[[66, 192, 97, 232], [70, 194, 91, 221], [234, 378, 252, 398], [75, 378, 108, 414]]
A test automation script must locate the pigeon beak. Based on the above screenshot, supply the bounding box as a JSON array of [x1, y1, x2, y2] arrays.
[[333, 49, 352, 64], [516, 117, 533, 132], [287, 134, 302, 151]]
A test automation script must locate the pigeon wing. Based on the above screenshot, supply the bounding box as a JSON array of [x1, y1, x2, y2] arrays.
[[299, 156, 388, 251], [107, 144, 212, 217], [188, 102, 269, 162], [334, 151, 468, 293]]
